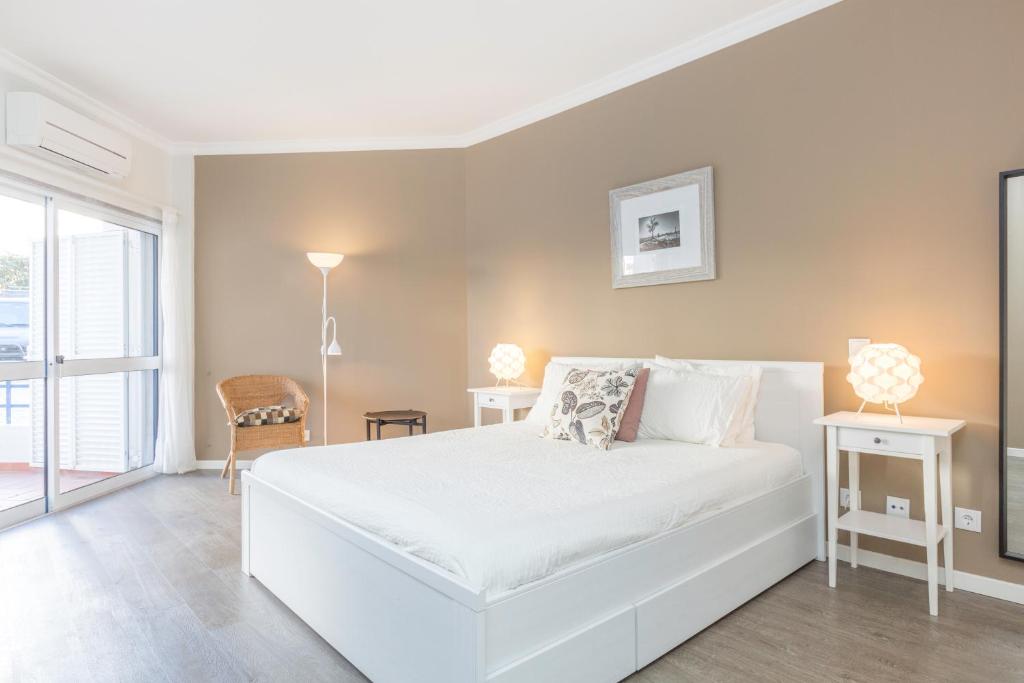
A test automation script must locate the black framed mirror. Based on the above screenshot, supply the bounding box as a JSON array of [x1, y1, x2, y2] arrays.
[[1000, 168, 1024, 561]]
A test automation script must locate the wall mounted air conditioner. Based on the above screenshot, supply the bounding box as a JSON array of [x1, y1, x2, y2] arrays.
[[6, 92, 132, 179]]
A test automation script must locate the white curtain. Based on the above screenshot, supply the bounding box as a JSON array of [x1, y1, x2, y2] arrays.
[[154, 206, 197, 473]]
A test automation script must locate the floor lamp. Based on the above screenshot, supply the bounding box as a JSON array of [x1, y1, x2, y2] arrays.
[[306, 252, 344, 445]]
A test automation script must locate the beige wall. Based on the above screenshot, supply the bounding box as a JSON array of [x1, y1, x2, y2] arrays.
[[465, 0, 1024, 582], [194, 0, 1024, 583], [195, 150, 466, 458]]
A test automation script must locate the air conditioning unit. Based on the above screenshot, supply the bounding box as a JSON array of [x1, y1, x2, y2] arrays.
[[5, 92, 132, 179]]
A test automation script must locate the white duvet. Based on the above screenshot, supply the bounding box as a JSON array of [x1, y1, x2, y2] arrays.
[[252, 422, 802, 596]]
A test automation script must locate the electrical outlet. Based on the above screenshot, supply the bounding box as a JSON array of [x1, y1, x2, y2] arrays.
[[886, 495, 910, 518], [955, 507, 982, 532], [849, 338, 871, 359], [839, 488, 861, 508], [303, 429, 311, 443]]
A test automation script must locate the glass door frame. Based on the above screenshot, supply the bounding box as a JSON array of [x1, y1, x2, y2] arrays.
[[0, 359, 45, 528], [0, 176, 162, 527]]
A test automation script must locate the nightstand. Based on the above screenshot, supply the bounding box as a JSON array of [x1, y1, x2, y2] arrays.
[[813, 411, 966, 616], [468, 387, 541, 426]]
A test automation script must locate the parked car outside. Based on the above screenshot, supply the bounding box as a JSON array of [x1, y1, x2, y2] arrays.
[[0, 297, 29, 361]]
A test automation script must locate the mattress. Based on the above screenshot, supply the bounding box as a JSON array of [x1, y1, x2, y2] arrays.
[[251, 422, 803, 596]]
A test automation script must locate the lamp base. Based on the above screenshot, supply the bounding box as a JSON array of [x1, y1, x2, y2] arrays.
[[856, 400, 904, 423]]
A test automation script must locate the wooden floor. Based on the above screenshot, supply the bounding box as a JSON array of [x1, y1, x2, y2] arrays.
[[1, 472, 1023, 682]]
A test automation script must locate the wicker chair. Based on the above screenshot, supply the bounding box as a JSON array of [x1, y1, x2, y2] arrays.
[[216, 375, 310, 494]]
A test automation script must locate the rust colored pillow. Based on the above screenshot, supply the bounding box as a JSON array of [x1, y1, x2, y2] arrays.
[[615, 367, 649, 442]]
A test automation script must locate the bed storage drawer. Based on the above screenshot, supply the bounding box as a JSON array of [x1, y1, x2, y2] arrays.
[[635, 514, 817, 668], [487, 607, 635, 683]]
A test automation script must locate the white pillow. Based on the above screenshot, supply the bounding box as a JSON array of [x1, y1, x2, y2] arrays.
[[526, 360, 638, 425], [637, 366, 751, 446], [652, 355, 763, 446]]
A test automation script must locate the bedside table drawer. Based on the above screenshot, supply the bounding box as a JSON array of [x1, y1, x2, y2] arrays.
[[469, 386, 541, 426], [476, 392, 508, 408], [838, 427, 925, 455]]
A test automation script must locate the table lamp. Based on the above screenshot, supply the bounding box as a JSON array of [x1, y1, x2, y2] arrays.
[[488, 343, 526, 387], [846, 342, 923, 422]]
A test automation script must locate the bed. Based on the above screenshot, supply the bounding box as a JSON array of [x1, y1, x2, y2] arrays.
[[240, 357, 824, 683]]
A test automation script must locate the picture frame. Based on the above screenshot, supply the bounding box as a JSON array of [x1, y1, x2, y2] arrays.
[[609, 166, 715, 289]]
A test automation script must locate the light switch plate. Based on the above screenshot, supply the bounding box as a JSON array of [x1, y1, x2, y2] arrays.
[[848, 338, 871, 359]]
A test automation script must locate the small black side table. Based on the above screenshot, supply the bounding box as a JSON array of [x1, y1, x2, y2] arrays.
[[363, 410, 427, 440]]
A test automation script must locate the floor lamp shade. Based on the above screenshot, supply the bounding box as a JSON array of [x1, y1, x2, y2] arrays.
[[306, 252, 344, 270]]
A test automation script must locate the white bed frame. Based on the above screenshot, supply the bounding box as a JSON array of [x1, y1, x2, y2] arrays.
[[240, 358, 824, 683]]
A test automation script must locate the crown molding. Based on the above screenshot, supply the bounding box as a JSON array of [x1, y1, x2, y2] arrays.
[[0, 49, 173, 153], [459, 0, 843, 146], [3, 0, 842, 157], [182, 135, 469, 157]]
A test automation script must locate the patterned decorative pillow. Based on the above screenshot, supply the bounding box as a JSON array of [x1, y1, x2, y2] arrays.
[[235, 405, 302, 427], [541, 367, 638, 449]]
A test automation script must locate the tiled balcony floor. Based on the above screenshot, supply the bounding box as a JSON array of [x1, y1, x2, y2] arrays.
[[0, 465, 115, 512]]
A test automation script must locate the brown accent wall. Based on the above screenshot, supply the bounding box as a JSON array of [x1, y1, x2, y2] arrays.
[[195, 150, 466, 458], [465, 0, 1024, 581]]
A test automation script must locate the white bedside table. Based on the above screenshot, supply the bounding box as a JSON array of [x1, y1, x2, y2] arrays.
[[468, 386, 541, 426], [813, 411, 965, 616]]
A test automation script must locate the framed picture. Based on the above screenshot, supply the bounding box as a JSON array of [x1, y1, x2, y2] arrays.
[[609, 166, 715, 288]]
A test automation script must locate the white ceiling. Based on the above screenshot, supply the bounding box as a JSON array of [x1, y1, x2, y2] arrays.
[[0, 0, 838, 151]]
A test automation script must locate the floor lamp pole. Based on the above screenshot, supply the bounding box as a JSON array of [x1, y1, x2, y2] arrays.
[[307, 251, 343, 447], [320, 268, 329, 446]]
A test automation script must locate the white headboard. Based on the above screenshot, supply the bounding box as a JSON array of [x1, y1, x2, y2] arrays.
[[552, 357, 825, 559]]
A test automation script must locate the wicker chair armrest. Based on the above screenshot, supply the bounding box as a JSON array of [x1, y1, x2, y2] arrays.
[[287, 384, 311, 416], [215, 382, 240, 422]]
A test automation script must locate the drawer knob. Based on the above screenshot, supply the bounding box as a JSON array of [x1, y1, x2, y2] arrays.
[[488, 397, 495, 403], [874, 437, 882, 444]]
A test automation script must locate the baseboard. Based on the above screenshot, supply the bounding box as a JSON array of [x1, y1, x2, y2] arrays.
[[1008, 447, 1024, 459], [834, 544, 1024, 605], [195, 459, 253, 471]]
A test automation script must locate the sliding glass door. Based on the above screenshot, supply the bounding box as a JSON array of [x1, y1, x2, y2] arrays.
[[0, 180, 160, 528], [0, 189, 46, 527]]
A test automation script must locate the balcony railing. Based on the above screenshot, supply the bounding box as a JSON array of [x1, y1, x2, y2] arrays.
[[1, 380, 29, 425]]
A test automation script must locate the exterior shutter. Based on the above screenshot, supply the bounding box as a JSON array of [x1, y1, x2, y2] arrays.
[[56, 232, 128, 473]]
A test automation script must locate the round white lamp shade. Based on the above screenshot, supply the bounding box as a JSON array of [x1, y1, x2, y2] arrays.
[[306, 252, 345, 270], [488, 344, 526, 384], [847, 343, 924, 410]]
